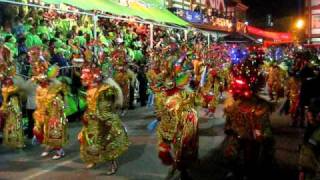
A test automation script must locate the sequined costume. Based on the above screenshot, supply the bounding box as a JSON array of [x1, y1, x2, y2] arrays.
[[30, 48, 68, 151], [113, 70, 130, 109], [224, 95, 273, 142], [0, 46, 24, 148], [111, 49, 131, 110], [78, 68, 129, 164], [146, 54, 163, 119], [223, 49, 274, 178], [1, 81, 24, 148], [33, 80, 68, 147], [152, 44, 199, 172], [286, 76, 300, 121], [267, 65, 285, 101], [157, 90, 198, 170], [199, 67, 220, 113]]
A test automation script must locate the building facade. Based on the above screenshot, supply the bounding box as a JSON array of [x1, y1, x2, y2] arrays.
[[306, 0, 320, 43]]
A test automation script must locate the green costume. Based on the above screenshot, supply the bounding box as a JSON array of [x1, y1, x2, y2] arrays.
[[25, 33, 43, 48]]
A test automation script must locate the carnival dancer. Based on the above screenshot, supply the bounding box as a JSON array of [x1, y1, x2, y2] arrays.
[[146, 50, 161, 109], [31, 48, 68, 159], [110, 48, 133, 116], [155, 44, 199, 179], [199, 60, 220, 117], [0, 46, 24, 148], [191, 50, 203, 89], [78, 65, 129, 175], [285, 72, 301, 126], [223, 52, 274, 179], [267, 63, 285, 101]]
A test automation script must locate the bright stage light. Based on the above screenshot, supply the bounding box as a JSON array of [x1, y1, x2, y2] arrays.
[[295, 19, 305, 30]]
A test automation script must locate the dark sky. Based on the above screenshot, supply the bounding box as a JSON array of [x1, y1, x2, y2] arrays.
[[242, 0, 302, 22]]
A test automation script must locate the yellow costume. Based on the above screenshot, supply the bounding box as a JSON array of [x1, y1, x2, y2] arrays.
[[0, 46, 24, 148], [33, 80, 68, 147], [157, 91, 198, 170], [79, 84, 129, 163], [113, 71, 130, 109], [199, 68, 220, 113], [267, 65, 285, 100], [1, 85, 24, 148], [286, 76, 300, 118]]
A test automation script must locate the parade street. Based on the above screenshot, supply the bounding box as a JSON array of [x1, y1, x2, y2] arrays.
[[0, 99, 302, 180]]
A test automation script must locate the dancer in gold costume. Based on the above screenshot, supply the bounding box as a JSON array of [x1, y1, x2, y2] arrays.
[[78, 65, 129, 175], [0, 46, 24, 148], [149, 44, 198, 179], [31, 48, 68, 159], [111, 48, 134, 115], [267, 64, 285, 101]]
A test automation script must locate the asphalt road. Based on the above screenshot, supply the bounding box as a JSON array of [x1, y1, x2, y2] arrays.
[[0, 97, 303, 180]]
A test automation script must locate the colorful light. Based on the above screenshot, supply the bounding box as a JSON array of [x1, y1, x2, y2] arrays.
[[230, 47, 248, 64], [235, 79, 245, 85]]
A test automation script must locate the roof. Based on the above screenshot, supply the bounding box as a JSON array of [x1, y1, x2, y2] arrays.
[[219, 32, 259, 44], [41, 0, 189, 26]]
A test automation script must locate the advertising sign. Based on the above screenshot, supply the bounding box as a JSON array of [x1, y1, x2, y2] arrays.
[[185, 10, 203, 23]]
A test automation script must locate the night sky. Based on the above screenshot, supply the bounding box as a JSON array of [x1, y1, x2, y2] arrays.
[[242, 0, 303, 30]]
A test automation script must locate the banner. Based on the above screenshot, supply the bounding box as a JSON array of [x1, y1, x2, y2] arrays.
[[247, 26, 293, 42]]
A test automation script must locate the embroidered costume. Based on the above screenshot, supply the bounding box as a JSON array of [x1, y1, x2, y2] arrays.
[[0, 46, 24, 148], [78, 66, 129, 174]]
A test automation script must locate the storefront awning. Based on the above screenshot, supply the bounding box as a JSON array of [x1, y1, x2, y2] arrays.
[[41, 0, 188, 26]]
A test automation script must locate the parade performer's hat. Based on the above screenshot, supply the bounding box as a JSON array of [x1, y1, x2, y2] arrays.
[[159, 49, 191, 93]]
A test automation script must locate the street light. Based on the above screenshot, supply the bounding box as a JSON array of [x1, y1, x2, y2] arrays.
[[295, 19, 305, 30]]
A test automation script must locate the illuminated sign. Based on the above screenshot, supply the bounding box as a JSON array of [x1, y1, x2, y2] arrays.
[[185, 10, 203, 23], [211, 17, 232, 32], [169, 0, 226, 13]]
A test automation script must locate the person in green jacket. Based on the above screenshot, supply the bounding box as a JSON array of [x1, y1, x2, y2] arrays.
[[4, 35, 18, 57], [74, 31, 86, 47], [25, 26, 42, 48], [80, 21, 93, 39], [37, 20, 53, 40]]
